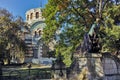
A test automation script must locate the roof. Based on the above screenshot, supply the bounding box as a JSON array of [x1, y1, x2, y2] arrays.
[[30, 21, 46, 32]]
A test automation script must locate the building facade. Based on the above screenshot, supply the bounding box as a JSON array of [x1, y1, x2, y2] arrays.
[[23, 8, 54, 64]]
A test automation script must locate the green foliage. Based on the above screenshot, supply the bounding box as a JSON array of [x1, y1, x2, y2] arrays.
[[43, 0, 120, 66], [42, 0, 59, 44], [103, 5, 120, 26], [102, 25, 120, 52], [0, 8, 26, 64]]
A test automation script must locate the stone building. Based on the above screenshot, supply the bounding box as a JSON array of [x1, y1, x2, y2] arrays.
[[23, 8, 54, 64], [26, 8, 44, 24]]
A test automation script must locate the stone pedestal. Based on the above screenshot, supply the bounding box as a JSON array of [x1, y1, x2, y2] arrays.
[[72, 53, 120, 80], [73, 53, 104, 80], [86, 53, 104, 80]]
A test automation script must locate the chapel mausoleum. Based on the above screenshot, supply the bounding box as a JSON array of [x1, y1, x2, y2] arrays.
[[22, 8, 54, 64]]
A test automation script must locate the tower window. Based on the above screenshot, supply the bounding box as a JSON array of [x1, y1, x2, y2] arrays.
[[39, 30, 41, 35], [36, 12, 39, 19], [35, 31, 37, 36], [27, 15, 29, 20], [30, 13, 33, 19]]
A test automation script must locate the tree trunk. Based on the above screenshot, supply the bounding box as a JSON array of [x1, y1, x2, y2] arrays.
[[99, 0, 103, 18]]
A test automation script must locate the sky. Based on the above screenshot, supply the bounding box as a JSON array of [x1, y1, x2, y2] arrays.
[[0, 0, 47, 20]]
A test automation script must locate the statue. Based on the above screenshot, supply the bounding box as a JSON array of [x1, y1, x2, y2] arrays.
[[81, 18, 101, 53], [88, 18, 101, 53]]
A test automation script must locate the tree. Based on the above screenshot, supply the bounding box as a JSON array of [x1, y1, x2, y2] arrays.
[[102, 26, 120, 53], [0, 8, 26, 64], [43, 0, 120, 66]]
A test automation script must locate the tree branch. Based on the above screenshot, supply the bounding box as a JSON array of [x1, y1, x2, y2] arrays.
[[103, 0, 109, 9], [71, 5, 88, 28]]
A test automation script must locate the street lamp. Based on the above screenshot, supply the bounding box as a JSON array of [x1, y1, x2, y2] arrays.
[[0, 61, 3, 80], [27, 63, 32, 77]]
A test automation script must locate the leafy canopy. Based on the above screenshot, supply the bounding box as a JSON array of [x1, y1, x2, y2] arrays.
[[43, 0, 120, 66], [0, 8, 26, 64]]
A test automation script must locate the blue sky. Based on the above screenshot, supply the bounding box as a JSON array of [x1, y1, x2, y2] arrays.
[[0, 0, 47, 20]]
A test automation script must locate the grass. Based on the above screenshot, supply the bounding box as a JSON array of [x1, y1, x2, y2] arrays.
[[2, 64, 52, 79], [3, 68, 52, 79]]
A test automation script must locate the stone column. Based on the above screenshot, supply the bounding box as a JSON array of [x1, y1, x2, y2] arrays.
[[86, 53, 104, 80]]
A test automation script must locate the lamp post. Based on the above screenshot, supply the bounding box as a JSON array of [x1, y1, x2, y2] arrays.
[[27, 63, 32, 78], [0, 52, 3, 80], [0, 61, 2, 80], [58, 54, 63, 77]]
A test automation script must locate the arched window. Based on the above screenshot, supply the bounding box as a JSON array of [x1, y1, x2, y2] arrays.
[[35, 31, 37, 36], [27, 15, 29, 20], [39, 30, 41, 35], [36, 12, 39, 19], [30, 13, 33, 19]]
